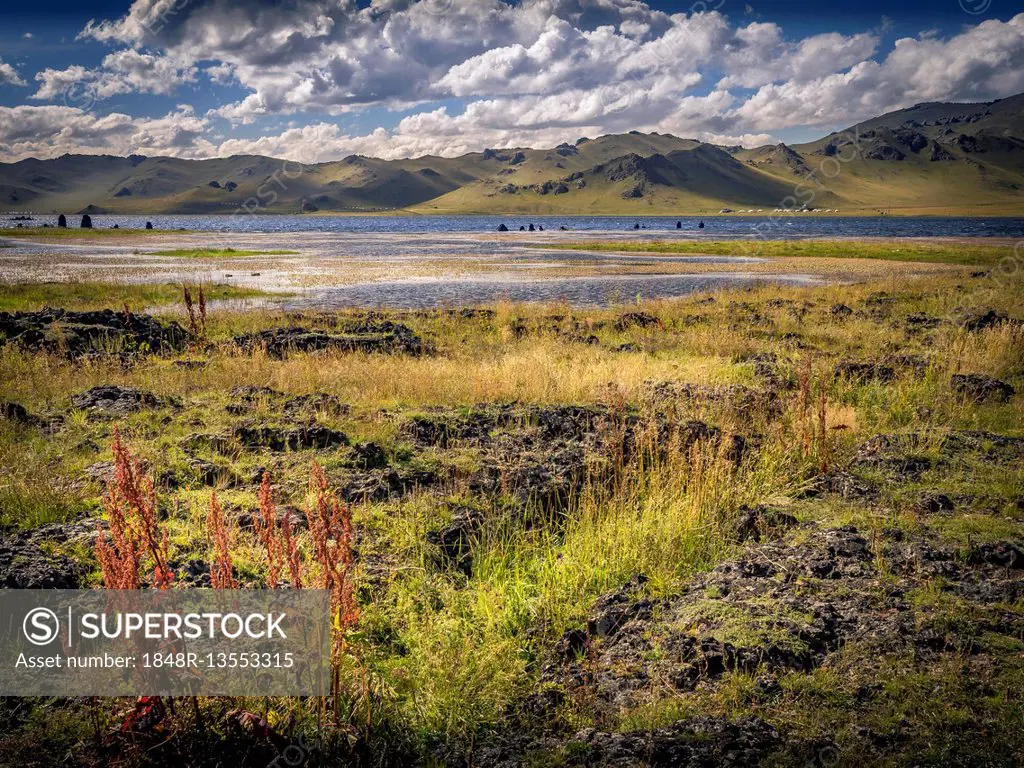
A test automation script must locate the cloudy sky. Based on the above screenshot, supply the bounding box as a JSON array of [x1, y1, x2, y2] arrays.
[[0, 0, 1021, 163]]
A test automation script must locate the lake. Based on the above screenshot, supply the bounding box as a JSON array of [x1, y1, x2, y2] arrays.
[[1, 214, 1019, 308], [4, 214, 1024, 238]]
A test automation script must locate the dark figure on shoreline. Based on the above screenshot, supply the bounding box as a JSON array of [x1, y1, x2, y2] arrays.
[[145, 221, 153, 230], [80, 214, 92, 229], [538, 225, 544, 231], [699, 220, 705, 230], [498, 223, 510, 232], [676, 221, 682, 229], [634, 223, 640, 230], [520, 226, 526, 231], [529, 224, 535, 232], [57, 214, 67, 228], [112, 224, 119, 229]]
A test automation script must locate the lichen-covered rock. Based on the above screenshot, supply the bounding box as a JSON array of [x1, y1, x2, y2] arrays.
[[233, 422, 349, 451], [71, 385, 165, 414], [543, 525, 1024, 717], [234, 321, 428, 359]]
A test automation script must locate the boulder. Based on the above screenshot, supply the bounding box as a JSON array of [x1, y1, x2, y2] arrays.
[[80, 214, 93, 228], [0, 401, 38, 425], [951, 373, 1015, 403], [613, 312, 662, 331], [834, 361, 897, 383], [957, 308, 1009, 332], [234, 322, 429, 359], [233, 422, 349, 452], [0, 308, 189, 358], [0, 538, 84, 589], [829, 303, 853, 318], [71, 386, 164, 415], [426, 506, 485, 575], [57, 214, 67, 228]]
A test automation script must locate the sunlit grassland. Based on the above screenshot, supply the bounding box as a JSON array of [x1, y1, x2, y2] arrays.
[[546, 238, 1014, 265], [146, 247, 299, 258], [0, 281, 273, 312], [0, 265, 1021, 758], [0, 227, 174, 239]]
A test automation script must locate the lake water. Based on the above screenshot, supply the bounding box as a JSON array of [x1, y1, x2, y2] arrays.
[[2, 213, 1019, 308], [270, 272, 825, 310], [4, 214, 1024, 239]]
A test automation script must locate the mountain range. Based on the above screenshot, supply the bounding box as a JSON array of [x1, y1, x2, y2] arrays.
[[2, 94, 1023, 216]]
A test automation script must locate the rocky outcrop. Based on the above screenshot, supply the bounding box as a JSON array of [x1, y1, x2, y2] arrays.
[[951, 374, 1015, 403], [234, 321, 429, 359], [71, 386, 165, 414], [0, 308, 189, 358], [543, 524, 1024, 721]]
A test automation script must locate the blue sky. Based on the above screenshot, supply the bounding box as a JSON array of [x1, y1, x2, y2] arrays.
[[0, 0, 1021, 161]]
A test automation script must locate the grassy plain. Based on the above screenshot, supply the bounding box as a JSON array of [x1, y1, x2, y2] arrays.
[[547, 238, 1016, 265], [0, 247, 1021, 766]]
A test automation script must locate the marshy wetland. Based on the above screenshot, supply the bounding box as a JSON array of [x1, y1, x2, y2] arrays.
[[0, 224, 1022, 766]]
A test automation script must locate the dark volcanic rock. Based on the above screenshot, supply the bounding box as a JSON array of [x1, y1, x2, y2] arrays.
[[613, 312, 662, 331], [0, 308, 188, 358], [568, 717, 780, 767], [233, 422, 349, 451], [916, 492, 955, 514], [850, 434, 933, 482], [587, 575, 652, 638], [351, 441, 389, 469], [226, 387, 349, 418], [234, 322, 428, 359], [476, 716, 780, 768], [426, 506, 485, 575], [968, 541, 1022, 570], [342, 466, 438, 503], [545, 525, 1024, 717], [644, 381, 781, 418], [71, 385, 164, 414], [829, 303, 853, 318], [905, 312, 943, 331], [834, 361, 897, 383], [735, 505, 799, 542], [957, 308, 1009, 332], [0, 401, 38, 425], [951, 374, 1015, 403], [0, 537, 84, 589]]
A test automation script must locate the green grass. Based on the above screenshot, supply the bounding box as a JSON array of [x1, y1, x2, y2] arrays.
[[0, 227, 171, 238], [0, 263, 1021, 765], [546, 239, 1012, 265], [147, 247, 299, 258], [0, 281, 276, 312]]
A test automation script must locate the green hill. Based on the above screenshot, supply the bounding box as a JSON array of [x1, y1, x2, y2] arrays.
[[2, 95, 1023, 215]]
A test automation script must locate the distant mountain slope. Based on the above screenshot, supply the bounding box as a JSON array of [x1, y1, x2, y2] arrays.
[[731, 95, 1024, 214], [2, 95, 1023, 215]]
